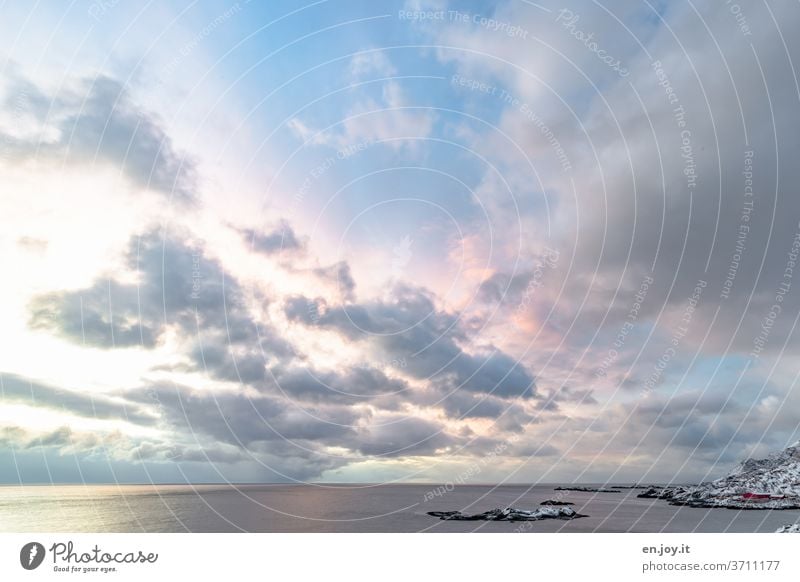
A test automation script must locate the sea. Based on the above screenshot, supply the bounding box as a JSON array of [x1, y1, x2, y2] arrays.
[[1, 484, 798, 533]]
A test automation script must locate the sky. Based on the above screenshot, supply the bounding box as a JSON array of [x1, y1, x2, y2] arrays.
[[1, 0, 799, 485]]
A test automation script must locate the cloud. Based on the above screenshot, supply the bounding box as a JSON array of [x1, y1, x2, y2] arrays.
[[29, 228, 293, 370], [0, 423, 246, 466], [285, 117, 329, 146], [130, 383, 359, 447], [7, 1, 800, 485], [356, 415, 455, 457], [239, 221, 304, 255], [312, 261, 356, 301], [20, 228, 472, 476], [269, 365, 409, 404], [1, 373, 155, 425], [0, 72, 196, 202], [348, 50, 398, 79], [27, 227, 311, 421], [29, 229, 225, 348], [16, 236, 48, 253], [284, 284, 537, 400], [288, 53, 435, 152]]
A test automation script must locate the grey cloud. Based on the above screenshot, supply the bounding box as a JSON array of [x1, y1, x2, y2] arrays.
[[239, 221, 303, 255], [271, 365, 409, 404], [28, 229, 231, 348], [0, 424, 247, 468], [509, 442, 560, 458], [1, 373, 155, 425], [312, 261, 356, 301], [30, 280, 159, 348], [477, 270, 533, 304], [440, 1, 800, 362], [130, 384, 359, 449], [283, 295, 322, 325], [1, 72, 196, 202], [285, 285, 537, 399], [432, 390, 538, 434], [127, 381, 463, 467], [356, 416, 456, 457], [29, 229, 294, 382], [536, 385, 598, 412]]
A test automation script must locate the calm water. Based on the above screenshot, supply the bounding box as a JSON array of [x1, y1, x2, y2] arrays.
[[1, 484, 797, 532]]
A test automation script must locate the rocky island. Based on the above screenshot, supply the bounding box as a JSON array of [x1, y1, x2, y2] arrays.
[[427, 506, 587, 522], [554, 486, 621, 493], [639, 441, 800, 509]]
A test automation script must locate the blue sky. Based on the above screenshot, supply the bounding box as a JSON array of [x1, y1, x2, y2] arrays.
[[1, 0, 800, 485]]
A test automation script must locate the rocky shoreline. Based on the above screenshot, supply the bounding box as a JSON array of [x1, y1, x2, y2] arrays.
[[554, 486, 621, 493], [427, 506, 587, 522], [637, 486, 800, 509], [638, 442, 800, 510]]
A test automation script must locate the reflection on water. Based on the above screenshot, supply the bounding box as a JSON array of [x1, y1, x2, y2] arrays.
[[1, 484, 798, 532]]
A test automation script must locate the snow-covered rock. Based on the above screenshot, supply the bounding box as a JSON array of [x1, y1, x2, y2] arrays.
[[641, 443, 800, 509], [427, 506, 587, 521], [776, 523, 800, 533], [554, 486, 621, 493]]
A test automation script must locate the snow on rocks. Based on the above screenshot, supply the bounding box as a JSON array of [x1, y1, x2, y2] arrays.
[[554, 486, 621, 493], [640, 443, 800, 509], [427, 506, 587, 521], [776, 524, 800, 533]]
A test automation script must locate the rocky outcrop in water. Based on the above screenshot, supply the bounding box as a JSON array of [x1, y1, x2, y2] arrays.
[[554, 486, 621, 493], [640, 442, 800, 509], [427, 506, 587, 521]]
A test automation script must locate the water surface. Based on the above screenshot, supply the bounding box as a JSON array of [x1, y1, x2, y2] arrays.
[[1, 484, 797, 532]]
